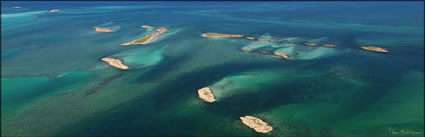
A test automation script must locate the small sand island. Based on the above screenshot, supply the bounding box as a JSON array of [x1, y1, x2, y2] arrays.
[[240, 116, 273, 133], [287, 41, 296, 44], [48, 9, 60, 13], [269, 39, 276, 42], [121, 28, 168, 46], [273, 52, 288, 59], [360, 46, 389, 53], [246, 37, 255, 40], [305, 43, 318, 46], [197, 87, 216, 103], [11, 6, 21, 8], [101, 57, 129, 70], [322, 44, 336, 48], [94, 27, 113, 32], [241, 49, 252, 52], [258, 38, 267, 41], [141, 25, 154, 29], [202, 33, 243, 38]]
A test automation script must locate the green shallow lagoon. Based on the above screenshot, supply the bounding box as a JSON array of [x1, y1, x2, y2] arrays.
[[1, 1, 424, 137]]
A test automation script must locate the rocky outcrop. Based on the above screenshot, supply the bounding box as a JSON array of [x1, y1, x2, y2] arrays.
[[246, 37, 255, 40], [240, 116, 273, 133], [197, 87, 216, 103], [101, 57, 129, 70], [121, 28, 168, 46], [94, 27, 113, 32], [322, 44, 336, 48], [273, 52, 288, 59], [201, 33, 243, 38], [48, 9, 60, 13], [305, 43, 318, 46], [141, 25, 154, 29], [360, 46, 389, 53]]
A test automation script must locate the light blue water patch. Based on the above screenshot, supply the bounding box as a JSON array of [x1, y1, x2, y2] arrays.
[[241, 41, 272, 50], [1, 10, 46, 29], [296, 46, 338, 60], [307, 37, 328, 43], [113, 46, 167, 68]]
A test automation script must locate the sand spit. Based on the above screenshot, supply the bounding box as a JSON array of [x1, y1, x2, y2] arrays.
[[11, 6, 21, 8], [246, 37, 255, 40], [48, 9, 60, 13], [322, 44, 336, 48], [101, 57, 129, 70], [120, 28, 168, 46], [141, 25, 154, 29], [360, 46, 389, 53], [94, 27, 113, 32], [305, 43, 318, 46], [240, 116, 273, 133], [201, 33, 243, 38], [273, 52, 288, 59], [197, 87, 216, 103]]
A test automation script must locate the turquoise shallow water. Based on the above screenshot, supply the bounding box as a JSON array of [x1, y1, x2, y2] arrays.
[[1, 1, 424, 136]]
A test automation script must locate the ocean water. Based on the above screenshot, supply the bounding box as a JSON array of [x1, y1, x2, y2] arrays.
[[1, 1, 424, 136]]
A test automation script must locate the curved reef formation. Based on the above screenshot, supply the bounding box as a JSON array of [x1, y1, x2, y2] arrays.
[[322, 44, 336, 48], [246, 37, 255, 40], [273, 52, 288, 59], [141, 25, 154, 29], [101, 57, 129, 70], [360, 46, 389, 53], [287, 41, 297, 44], [305, 43, 318, 46], [240, 116, 273, 133], [94, 27, 113, 32], [201, 33, 243, 38], [48, 9, 60, 13], [121, 28, 168, 46], [197, 87, 216, 103]]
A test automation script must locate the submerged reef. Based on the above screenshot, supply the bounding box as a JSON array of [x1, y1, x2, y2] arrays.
[[240, 116, 273, 133], [121, 28, 168, 46], [201, 33, 243, 38], [101, 57, 129, 70], [197, 87, 216, 103]]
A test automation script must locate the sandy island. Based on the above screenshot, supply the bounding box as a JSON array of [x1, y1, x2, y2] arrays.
[[246, 37, 255, 40], [94, 27, 113, 32], [273, 52, 288, 59], [269, 39, 276, 42], [201, 33, 243, 38], [305, 42, 318, 46], [48, 9, 60, 13], [241, 49, 252, 52], [240, 116, 273, 133], [322, 44, 336, 48], [141, 25, 154, 29], [12, 6, 21, 8], [101, 57, 129, 70], [360, 46, 389, 53], [121, 28, 168, 46], [197, 87, 216, 103]]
